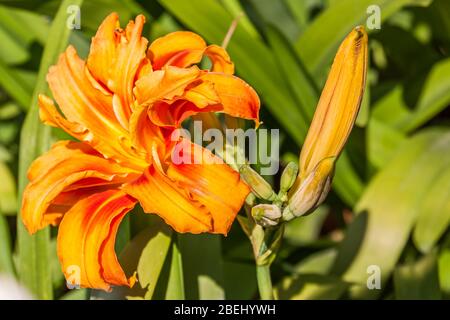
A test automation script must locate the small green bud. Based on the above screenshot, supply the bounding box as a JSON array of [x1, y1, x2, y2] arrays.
[[282, 157, 335, 221], [252, 204, 282, 227], [240, 165, 276, 201], [280, 162, 299, 193]]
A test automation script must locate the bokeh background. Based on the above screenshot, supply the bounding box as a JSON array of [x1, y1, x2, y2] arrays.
[[0, 0, 450, 300]]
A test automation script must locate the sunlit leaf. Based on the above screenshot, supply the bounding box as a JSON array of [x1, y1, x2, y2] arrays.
[[16, 0, 83, 300], [394, 251, 441, 300], [333, 128, 450, 299]]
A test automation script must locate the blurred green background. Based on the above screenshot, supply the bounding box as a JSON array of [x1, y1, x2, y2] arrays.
[[0, 0, 450, 300]]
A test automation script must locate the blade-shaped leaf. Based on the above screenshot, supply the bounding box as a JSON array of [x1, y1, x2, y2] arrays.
[[394, 251, 441, 300], [179, 234, 225, 299], [373, 58, 450, 133], [0, 213, 14, 274], [16, 0, 83, 300], [333, 128, 450, 299], [0, 162, 17, 215], [295, 0, 433, 81]]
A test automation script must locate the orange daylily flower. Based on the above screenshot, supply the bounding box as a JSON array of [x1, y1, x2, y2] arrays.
[[21, 13, 260, 291]]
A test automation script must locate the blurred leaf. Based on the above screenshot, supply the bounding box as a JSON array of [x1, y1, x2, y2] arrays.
[[438, 243, 450, 296], [394, 251, 441, 300], [223, 261, 257, 299], [246, 0, 300, 41], [295, 0, 433, 81], [165, 235, 185, 300], [60, 288, 89, 300], [367, 118, 406, 169], [275, 274, 348, 300], [334, 128, 450, 298], [0, 102, 21, 119], [0, 59, 32, 109], [0, 5, 50, 46], [80, 0, 142, 32], [373, 58, 450, 133], [0, 121, 20, 145], [0, 145, 11, 162], [284, 0, 309, 33], [413, 167, 450, 253], [179, 234, 225, 299], [284, 206, 328, 246], [137, 222, 172, 299], [0, 25, 28, 66], [266, 25, 318, 121], [0, 162, 17, 215], [293, 248, 337, 275], [0, 213, 14, 274], [16, 0, 83, 300], [220, 0, 260, 39]]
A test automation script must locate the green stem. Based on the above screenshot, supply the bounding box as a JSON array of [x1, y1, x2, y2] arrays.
[[256, 264, 273, 300]]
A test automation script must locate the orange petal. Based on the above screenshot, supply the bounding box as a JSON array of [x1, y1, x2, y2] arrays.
[[123, 165, 213, 234], [109, 15, 148, 124], [123, 139, 249, 235], [87, 14, 148, 126], [44, 46, 147, 169], [57, 189, 136, 291], [21, 141, 137, 234], [200, 73, 260, 124], [128, 105, 167, 161], [86, 13, 119, 87], [148, 31, 206, 70], [204, 45, 234, 74], [134, 65, 202, 106], [167, 139, 250, 235], [149, 100, 221, 128]]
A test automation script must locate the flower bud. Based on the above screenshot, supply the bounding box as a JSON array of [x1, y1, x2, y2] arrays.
[[283, 26, 367, 221], [280, 162, 299, 193], [252, 204, 282, 227], [240, 165, 276, 201], [282, 157, 335, 221]]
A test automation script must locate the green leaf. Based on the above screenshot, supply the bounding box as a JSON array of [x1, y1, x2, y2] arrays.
[[0, 58, 32, 110], [137, 222, 172, 299], [0, 213, 14, 274], [223, 261, 257, 299], [16, 0, 83, 300], [0, 101, 21, 119], [292, 249, 338, 275], [373, 58, 450, 133], [60, 288, 89, 300], [220, 0, 260, 39], [0, 162, 17, 215], [394, 251, 441, 300], [275, 274, 348, 300], [284, 206, 328, 246], [367, 118, 406, 169], [164, 235, 185, 300], [179, 234, 225, 299], [295, 0, 433, 81], [246, 0, 300, 41], [0, 5, 50, 46], [438, 243, 450, 296], [413, 167, 450, 253], [333, 128, 450, 299], [266, 24, 318, 121]]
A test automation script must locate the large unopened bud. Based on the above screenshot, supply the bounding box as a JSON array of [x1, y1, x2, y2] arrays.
[[284, 26, 368, 221]]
